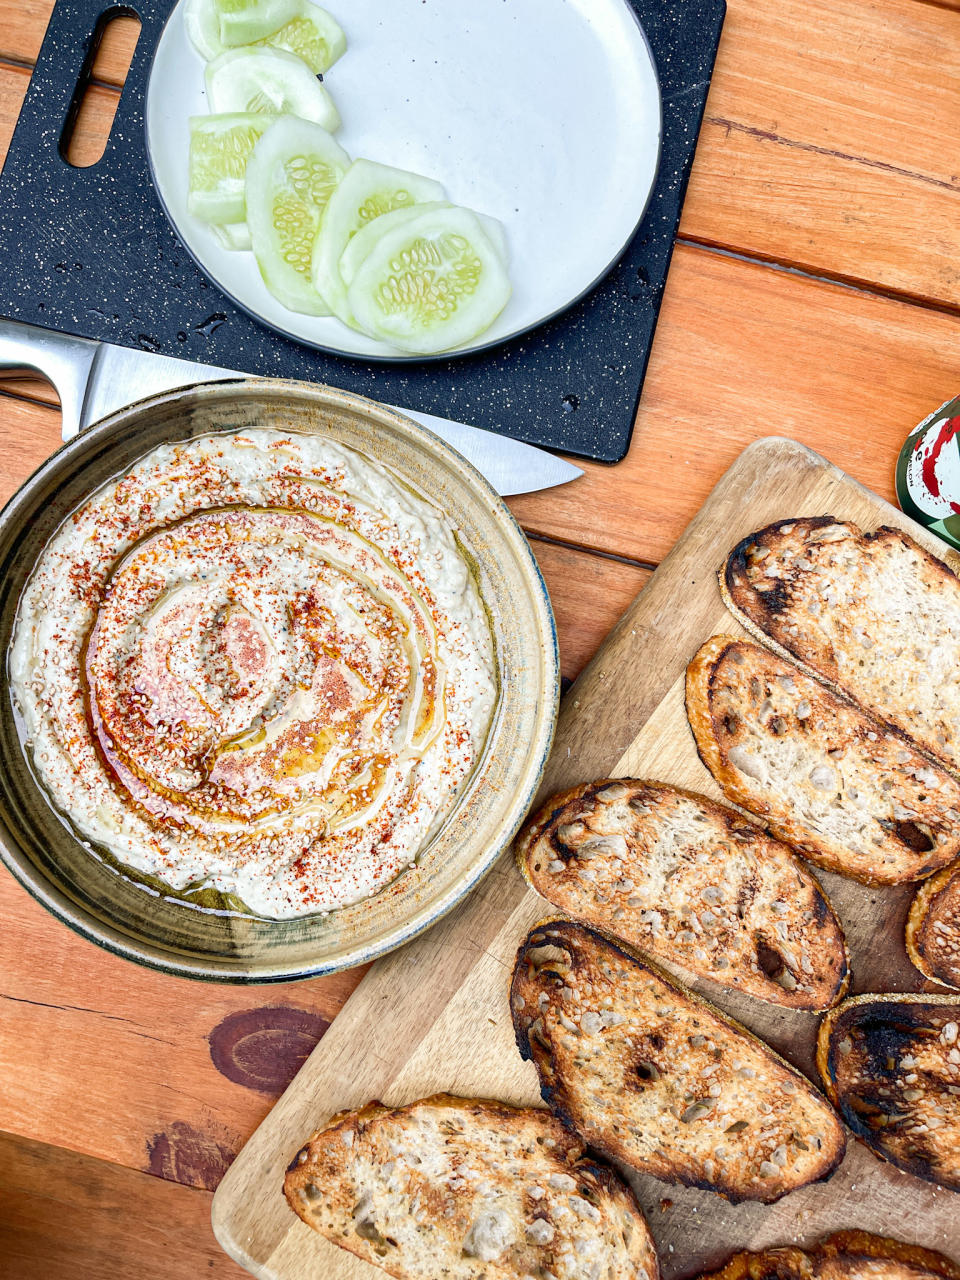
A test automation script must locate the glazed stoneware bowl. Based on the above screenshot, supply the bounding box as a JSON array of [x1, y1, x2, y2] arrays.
[[0, 380, 558, 981]]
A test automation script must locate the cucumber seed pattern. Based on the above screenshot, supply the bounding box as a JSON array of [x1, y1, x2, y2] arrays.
[[191, 121, 264, 187], [275, 154, 341, 278], [375, 233, 484, 326], [357, 188, 416, 224]]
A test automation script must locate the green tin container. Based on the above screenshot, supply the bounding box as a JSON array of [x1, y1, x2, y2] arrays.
[[896, 394, 960, 551]]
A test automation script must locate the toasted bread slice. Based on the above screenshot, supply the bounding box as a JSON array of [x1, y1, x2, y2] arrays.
[[722, 517, 960, 775], [907, 863, 960, 990], [511, 919, 846, 1204], [686, 635, 960, 885], [284, 1093, 658, 1280], [817, 993, 960, 1192], [515, 778, 848, 1010], [698, 1230, 960, 1280]]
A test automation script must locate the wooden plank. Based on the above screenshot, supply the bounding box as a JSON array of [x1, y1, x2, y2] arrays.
[[0, 392, 62, 500], [528, 539, 650, 680], [0, 4, 139, 86], [211, 438, 960, 1280], [0, 1128, 248, 1279], [0, 870, 367, 1189], [0, 2, 56, 70], [509, 243, 960, 565], [681, 0, 960, 308], [0, 60, 28, 170]]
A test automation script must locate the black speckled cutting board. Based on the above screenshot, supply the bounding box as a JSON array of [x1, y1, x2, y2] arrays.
[[0, 0, 724, 462]]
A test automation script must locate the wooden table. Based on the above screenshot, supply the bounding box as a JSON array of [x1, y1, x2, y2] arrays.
[[0, 2, 958, 1275]]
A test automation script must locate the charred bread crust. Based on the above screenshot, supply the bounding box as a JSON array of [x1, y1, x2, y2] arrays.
[[511, 918, 846, 1205], [818, 1232, 960, 1279], [817, 993, 960, 1193], [720, 518, 960, 778], [284, 1092, 658, 1280], [698, 1230, 960, 1280], [685, 635, 960, 886], [907, 863, 960, 990], [515, 776, 849, 1011], [685, 636, 735, 798]]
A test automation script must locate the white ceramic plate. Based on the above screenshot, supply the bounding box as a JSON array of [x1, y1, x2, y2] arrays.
[[145, 0, 661, 362]]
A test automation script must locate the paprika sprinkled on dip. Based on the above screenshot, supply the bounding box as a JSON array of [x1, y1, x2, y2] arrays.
[[9, 429, 497, 919]]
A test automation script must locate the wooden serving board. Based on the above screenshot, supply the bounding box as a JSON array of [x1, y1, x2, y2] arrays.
[[212, 437, 960, 1278]]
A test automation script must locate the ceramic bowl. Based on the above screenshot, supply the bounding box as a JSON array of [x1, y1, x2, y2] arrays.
[[0, 380, 558, 981]]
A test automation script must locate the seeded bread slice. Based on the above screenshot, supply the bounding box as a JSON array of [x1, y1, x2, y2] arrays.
[[907, 863, 960, 990], [817, 993, 960, 1192], [283, 1093, 659, 1280], [721, 517, 960, 775], [511, 919, 846, 1204], [685, 635, 960, 885], [516, 778, 848, 1010], [697, 1230, 960, 1280]]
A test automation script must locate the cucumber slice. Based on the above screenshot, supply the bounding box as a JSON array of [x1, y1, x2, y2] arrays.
[[211, 221, 252, 250], [339, 203, 509, 289], [213, 0, 300, 47], [246, 117, 350, 315], [338, 202, 439, 288], [313, 160, 446, 325], [188, 113, 274, 224], [184, 0, 224, 59], [206, 47, 340, 131], [185, 0, 345, 72], [256, 3, 346, 73], [346, 206, 512, 353], [474, 211, 509, 265]]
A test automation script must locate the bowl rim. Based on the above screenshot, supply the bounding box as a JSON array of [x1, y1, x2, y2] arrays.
[[0, 378, 559, 982]]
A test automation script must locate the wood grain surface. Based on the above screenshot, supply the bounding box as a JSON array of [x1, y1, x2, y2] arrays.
[[211, 439, 960, 1279], [0, 0, 958, 1275], [0, 1129, 248, 1279]]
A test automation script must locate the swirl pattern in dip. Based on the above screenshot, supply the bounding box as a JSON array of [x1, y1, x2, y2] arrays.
[[10, 429, 496, 918]]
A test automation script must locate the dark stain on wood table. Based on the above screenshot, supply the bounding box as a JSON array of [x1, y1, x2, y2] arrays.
[[147, 1121, 239, 1193], [208, 1007, 331, 1095]]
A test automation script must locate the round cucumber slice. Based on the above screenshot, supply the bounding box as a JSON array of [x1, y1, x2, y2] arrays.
[[473, 211, 509, 265], [187, 112, 274, 224], [246, 117, 350, 315], [211, 221, 252, 250], [338, 202, 441, 288], [186, 0, 345, 72], [313, 160, 446, 325], [213, 0, 300, 47], [339, 203, 508, 289], [346, 206, 512, 354], [256, 3, 346, 73], [206, 47, 340, 131]]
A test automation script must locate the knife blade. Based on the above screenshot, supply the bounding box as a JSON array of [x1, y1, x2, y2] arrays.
[[0, 320, 582, 497]]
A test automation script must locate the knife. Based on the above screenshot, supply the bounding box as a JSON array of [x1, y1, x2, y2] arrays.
[[0, 319, 582, 497]]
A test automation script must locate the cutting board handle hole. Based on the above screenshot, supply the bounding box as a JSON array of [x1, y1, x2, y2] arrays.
[[60, 8, 141, 169]]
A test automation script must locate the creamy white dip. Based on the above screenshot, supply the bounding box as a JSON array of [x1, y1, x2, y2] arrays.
[[10, 429, 497, 919]]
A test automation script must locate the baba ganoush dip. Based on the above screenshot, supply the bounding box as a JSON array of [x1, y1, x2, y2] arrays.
[[10, 429, 497, 919]]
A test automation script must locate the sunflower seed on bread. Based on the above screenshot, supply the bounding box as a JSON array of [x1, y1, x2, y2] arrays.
[[722, 517, 960, 774], [697, 1230, 960, 1280], [685, 635, 960, 885], [283, 1093, 659, 1280], [907, 863, 960, 990], [817, 993, 960, 1192], [510, 919, 846, 1204], [515, 778, 848, 1010]]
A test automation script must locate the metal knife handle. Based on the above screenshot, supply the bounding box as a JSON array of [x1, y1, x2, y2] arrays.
[[0, 318, 97, 441]]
